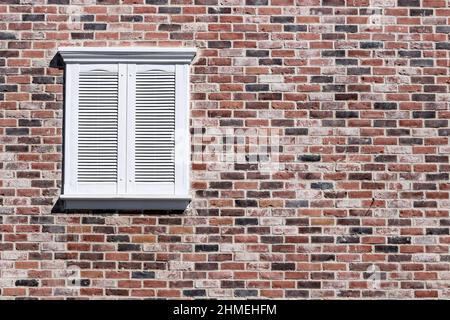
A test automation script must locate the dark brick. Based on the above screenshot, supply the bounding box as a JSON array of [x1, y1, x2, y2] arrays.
[[335, 93, 357, 101], [399, 50, 421, 58], [436, 26, 450, 33], [234, 290, 258, 297], [312, 236, 334, 243], [336, 111, 358, 118], [158, 24, 181, 31], [348, 173, 372, 180], [387, 129, 409, 136], [32, 77, 53, 84], [132, 271, 155, 279], [48, 0, 70, 3], [388, 237, 411, 244], [208, 7, 232, 14], [259, 58, 282, 65], [410, 9, 433, 16], [337, 236, 359, 244], [6, 128, 28, 136], [245, 0, 268, 4], [31, 216, 54, 224], [336, 59, 358, 66], [82, 217, 105, 224], [413, 111, 435, 119], [270, 16, 295, 24], [183, 290, 206, 297], [311, 76, 333, 83], [298, 281, 321, 289], [374, 155, 397, 162], [15, 280, 39, 287], [335, 25, 357, 33], [398, 0, 420, 6], [18, 119, 41, 127], [158, 7, 181, 14], [426, 228, 449, 235], [348, 137, 371, 145], [347, 67, 371, 75], [414, 201, 437, 208], [375, 120, 397, 128], [360, 42, 383, 49], [374, 102, 397, 110], [425, 155, 448, 163], [286, 200, 308, 208], [311, 254, 335, 262], [438, 129, 450, 136], [246, 50, 269, 57], [209, 181, 232, 189], [120, 15, 143, 22], [71, 33, 94, 40], [323, 85, 345, 92], [272, 263, 295, 271], [84, 23, 107, 30], [410, 59, 434, 67], [375, 245, 398, 253], [284, 25, 307, 32], [286, 290, 309, 298], [350, 227, 372, 235], [245, 84, 269, 92], [298, 154, 321, 162], [425, 120, 448, 128], [311, 182, 333, 190], [285, 128, 308, 135], [195, 263, 218, 271], [42, 225, 65, 233], [145, 0, 167, 3], [322, 0, 345, 5], [118, 244, 141, 251], [235, 200, 257, 207], [235, 218, 258, 226], [0, 85, 17, 92], [436, 42, 450, 50], [322, 50, 345, 57], [195, 244, 219, 252], [107, 235, 130, 242], [398, 137, 423, 145], [22, 14, 45, 21], [0, 32, 16, 40]]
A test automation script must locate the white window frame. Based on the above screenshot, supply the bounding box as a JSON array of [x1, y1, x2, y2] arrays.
[[58, 47, 196, 210]]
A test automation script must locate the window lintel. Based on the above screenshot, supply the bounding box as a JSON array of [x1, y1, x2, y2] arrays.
[[58, 47, 197, 64]]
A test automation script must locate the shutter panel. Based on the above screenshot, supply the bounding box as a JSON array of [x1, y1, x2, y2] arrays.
[[75, 65, 121, 194], [135, 70, 176, 182], [127, 65, 177, 194], [77, 71, 118, 182]]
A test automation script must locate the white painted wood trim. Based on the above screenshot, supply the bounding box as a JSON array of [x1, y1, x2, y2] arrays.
[[174, 64, 190, 196], [117, 64, 128, 194], [63, 198, 191, 210], [63, 63, 79, 195], [59, 47, 197, 64], [60, 48, 195, 209], [60, 194, 191, 200], [126, 64, 136, 194]]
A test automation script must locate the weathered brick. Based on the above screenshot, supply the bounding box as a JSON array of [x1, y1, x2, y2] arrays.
[[0, 0, 448, 301]]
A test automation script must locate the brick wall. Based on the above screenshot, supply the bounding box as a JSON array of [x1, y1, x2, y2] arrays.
[[1, 0, 450, 299]]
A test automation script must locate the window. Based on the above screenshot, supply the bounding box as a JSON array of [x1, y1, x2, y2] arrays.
[[58, 47, 197, 210]]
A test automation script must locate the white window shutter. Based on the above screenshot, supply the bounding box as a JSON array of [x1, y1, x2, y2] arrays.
[[59, 48, 196, 209], [127, 65, 178, 195], [70, 64, 122, 195]]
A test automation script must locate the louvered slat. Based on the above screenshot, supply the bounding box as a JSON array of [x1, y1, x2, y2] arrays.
[[77, 71, 118, 183], [135, 71, 175, 183]]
